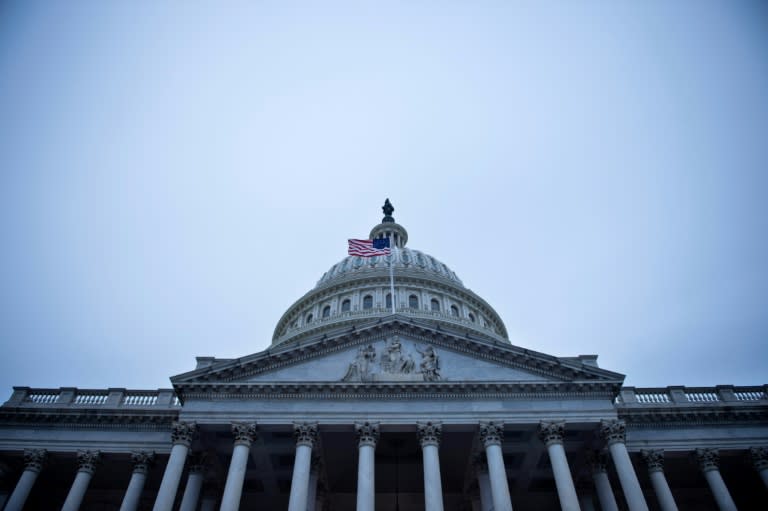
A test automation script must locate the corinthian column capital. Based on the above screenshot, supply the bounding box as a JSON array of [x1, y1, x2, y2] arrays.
[[232, 422, 258, 447], [479, 421, 504, 448], [76, 450, 101, 474], [641, 449, 665, 473], [355, 421, 379, 448], [23, 448, 48, 473], [171, 421, 198, 447], [417, 421, 442, 448], [538, 420, 565, 446], [600, 419, 626, 446], [294, 422, 319, 448], [696, 448, 720, 472], [130, 450, 155, 475]]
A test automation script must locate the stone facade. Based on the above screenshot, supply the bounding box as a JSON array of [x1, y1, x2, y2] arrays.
[[0, 203, 766, 510]]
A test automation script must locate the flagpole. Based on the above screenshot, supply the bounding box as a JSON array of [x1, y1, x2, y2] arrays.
[[389, 242, 396, 314]]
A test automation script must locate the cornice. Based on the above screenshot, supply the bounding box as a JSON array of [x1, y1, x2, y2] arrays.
[[618, 405, 768, 427], [174, 380, 621, 401], [0, 407, 179, 430]]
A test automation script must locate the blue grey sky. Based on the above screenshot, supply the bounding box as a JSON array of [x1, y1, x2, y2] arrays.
[[1, 1, 766, 395]]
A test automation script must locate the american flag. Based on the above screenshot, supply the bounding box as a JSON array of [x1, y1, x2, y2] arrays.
[[348, 238, 391, 257]]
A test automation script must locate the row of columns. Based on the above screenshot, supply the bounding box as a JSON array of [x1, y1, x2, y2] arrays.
[[5, 419, 768, 511]]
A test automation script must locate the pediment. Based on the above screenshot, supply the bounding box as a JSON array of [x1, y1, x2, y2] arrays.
[[171, 316, 624, 389]]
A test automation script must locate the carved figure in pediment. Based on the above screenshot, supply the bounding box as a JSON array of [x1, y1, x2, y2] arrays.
[[417, 345, 441, 381], [342, 344, 376, 382], [382, 337, 415, 374]]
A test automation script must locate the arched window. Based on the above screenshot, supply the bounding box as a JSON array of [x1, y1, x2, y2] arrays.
[[409, 294, 419, 309], [451, 305, 459, 317], [322, 305, 331, 318], [468, 313, 476, 323], [363, 295, 373, 310], [306, 313, 313, 324], [386, 293, 392, 309], [341, 299, 351, 312], [431, 299, 440, 312]]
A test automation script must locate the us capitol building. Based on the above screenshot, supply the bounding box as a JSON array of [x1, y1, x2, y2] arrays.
[[1, 201, 766, 511]]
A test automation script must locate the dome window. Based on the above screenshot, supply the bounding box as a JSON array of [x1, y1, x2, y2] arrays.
[[341, 299, 351, 312], [322, 305, 331, 318], [468, 313, 476, 323], [451, 305, 459, 317], [306, 313, 313, 324], [363, 295, 373, 310], [386, 293, 392, 309], [408, 294, 419, 309], [430, 299, 440, 312]]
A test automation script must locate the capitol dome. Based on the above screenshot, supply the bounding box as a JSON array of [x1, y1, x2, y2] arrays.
[[272, 200, 508, 346]]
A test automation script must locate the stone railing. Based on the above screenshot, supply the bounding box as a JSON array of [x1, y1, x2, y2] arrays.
[[616, 385, 768, 406], [275, 306, 505, 345], [3, 387, 181, 409]]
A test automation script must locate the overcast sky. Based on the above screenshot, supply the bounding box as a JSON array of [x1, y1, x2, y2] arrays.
[[0, 2, 766, 397]]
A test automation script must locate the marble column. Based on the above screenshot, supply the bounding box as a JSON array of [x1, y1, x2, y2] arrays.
[[119, 451, 155, 511], [418, 421, 445, 511], [473, 454, 493, 511], [307, 455, 321, 511], [539, 421, 580, 511], [61, 450, 101, 511], [471, 454, 493, 511], [586, 450, 618, 511], [697, 449, 737, 511], [179, 453, 206, 511], [600, 420, 648, 511], [220, 422, 257, 511], [152, 421, 197, 511], [355, 421, 379, 511], [750, 447, 768, 489], [288, 422, 318, 511], [641, 450, 678, 511], [578, 493, 596, 511], [4, 449, 47, 511], [479, 421, 513, 511], [199, 483, 219, 511]]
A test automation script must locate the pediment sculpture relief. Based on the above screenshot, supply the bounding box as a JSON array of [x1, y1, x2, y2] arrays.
[[342, 337, 441, 383]]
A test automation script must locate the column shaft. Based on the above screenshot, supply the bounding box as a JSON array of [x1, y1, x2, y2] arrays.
[[648, 471, 677, 511], [179, 471, 204, 511], [547, 442, 580, 511], [61, 471, 94, 511], [608, 442, 648, 511], [287, 443, 313, 511], [592, 471, 619, 511], [220, 443, 251, 511], [477, 472, 492, 511], [4, 469, 40, 511], [152, 443, 190, 511], [579, 494, 596, 511], [307, 470, 318, 511], [485, 443, 513, 511], [200, 495, 218, 511], [356, 444, 375, 511], [422, 443, 444, 511], [703, 470, 737, 511], [119, 471, 147, 511]]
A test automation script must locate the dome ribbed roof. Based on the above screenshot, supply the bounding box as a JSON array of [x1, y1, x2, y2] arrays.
[[316, 248, 463, 289]]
